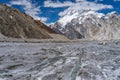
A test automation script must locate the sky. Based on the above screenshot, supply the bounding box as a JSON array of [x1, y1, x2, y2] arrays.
[[0, 0, 120, 24]]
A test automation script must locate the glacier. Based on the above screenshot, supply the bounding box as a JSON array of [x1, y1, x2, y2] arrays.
[[0, 41, 120, 80]]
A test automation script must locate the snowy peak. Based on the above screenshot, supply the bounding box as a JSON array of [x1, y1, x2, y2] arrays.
[[58, 10, 81, 27], [107, 11, 119, 16], [82, 11, 105, 18], [107, 11, 120, 20], [51, 10, 120, 40], [58, 10, 105, 27]]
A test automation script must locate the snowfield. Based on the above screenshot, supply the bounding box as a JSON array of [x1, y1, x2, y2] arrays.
[[0, 41, 120, 80]]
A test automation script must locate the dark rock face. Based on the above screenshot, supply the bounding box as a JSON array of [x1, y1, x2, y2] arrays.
[[0, 4, 56, 39], [50, 22, 84, 39], [63, 23, 83, 39]]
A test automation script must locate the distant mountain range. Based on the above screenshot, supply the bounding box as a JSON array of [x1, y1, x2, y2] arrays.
[[0, 4, 120, 41], [50, 9, 120, 40]]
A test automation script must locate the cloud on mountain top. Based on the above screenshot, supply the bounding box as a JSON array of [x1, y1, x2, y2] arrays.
[[44, 0, 113, 16]]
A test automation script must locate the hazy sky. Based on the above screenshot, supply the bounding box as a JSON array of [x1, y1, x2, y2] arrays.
[[0, 0, 120, 23]]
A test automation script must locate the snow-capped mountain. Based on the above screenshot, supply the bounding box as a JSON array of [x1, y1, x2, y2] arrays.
[[50, 10, 120, 40], [58, 10, 105, 27]]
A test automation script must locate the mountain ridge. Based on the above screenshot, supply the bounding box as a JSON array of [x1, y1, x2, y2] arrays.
[[0, 4, 68, 41], [50, 10, 120, 40]]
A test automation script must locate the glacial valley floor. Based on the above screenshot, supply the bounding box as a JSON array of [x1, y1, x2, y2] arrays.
[[0, 41, 120, 80]]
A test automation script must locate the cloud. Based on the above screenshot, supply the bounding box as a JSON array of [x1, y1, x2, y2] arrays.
[[40, 17, 48, 22], [9, 0, 44, 21], [114, 0, 120, 1], [44, 0, 113, 16], [75, 0, 86, 2], [94, 0, 104, 2], [44, 0, 74, 8], [59, 1, 113, 16]]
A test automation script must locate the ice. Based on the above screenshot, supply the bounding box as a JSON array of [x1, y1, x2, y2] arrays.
[[0, 41, 120, 80]]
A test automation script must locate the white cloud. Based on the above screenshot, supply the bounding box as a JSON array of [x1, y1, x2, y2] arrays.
[[94, 0, 104, 2], [9, 0, 43, 21], [44, 0, 113, 16], [44, 0, 74, 8], [40, 17, 48, 22], [75, 0, 86, 2], [114, 0, 120, 1], [59, 1, 113, 16]]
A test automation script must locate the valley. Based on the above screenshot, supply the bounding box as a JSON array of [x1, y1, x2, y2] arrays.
[[0, 3, 120, 80], [0, 41, 120, 80]]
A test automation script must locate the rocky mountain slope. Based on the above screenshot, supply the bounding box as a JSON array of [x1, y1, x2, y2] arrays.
[[0, 4, 62, 40], [50, 10, 120, 40]]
